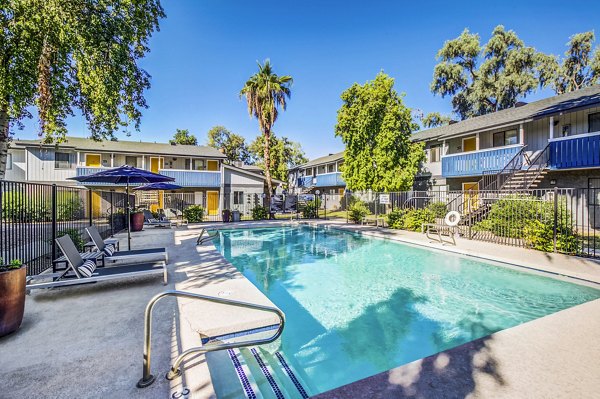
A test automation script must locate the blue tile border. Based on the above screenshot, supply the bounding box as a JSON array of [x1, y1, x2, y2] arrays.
[[251, 348, 285, 399], [275, 351, 310, 399], [227, 349, 257, 399]]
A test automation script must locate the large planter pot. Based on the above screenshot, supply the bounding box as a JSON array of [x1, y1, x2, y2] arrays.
[[222, 210, 231, 223], [130, 212, 145, 232], [0, 266, 27, 337]]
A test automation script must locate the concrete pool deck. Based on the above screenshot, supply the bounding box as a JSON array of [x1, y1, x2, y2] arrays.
[[0, 220, 599, 398]]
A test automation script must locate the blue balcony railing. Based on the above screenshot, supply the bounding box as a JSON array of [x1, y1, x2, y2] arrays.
[[75, 167, 121, 185], [442, 145, 523, 178], [315, 172, 345, 187], [297, 176, 315, 187], [159, 170, 221, 187], [549, 133, 600, 169]]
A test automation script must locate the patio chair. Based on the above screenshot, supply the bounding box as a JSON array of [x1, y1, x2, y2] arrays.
[[27, 235, 167, 290], [86, 225, 169, 264], [143, 209, 172, 228], [163, 208, 188, 226]]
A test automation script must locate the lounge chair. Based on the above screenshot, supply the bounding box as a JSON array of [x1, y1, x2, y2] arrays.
[[85, 225, 169, 264], [143, 210, 172, 228], [197, 228, 218, 245], [27, 235, 167, 290]]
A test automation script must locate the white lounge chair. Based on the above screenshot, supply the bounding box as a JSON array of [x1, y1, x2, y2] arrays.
[[85, 226, 169, 264], [27, 235, 167, 290]]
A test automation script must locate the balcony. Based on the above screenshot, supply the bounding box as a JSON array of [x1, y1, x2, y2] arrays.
[[315, 172, 345, 187], [549, 132, 600, 169], [441, 145, 523, 178], [297, 176, 315, 187], [159, 169, 221, 187], [75, 167, 117, 185]]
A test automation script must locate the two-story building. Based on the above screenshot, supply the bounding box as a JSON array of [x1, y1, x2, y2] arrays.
[[5, 136, 283, 217], [289, 151, 346, 195], [412, 85, 600, 192]]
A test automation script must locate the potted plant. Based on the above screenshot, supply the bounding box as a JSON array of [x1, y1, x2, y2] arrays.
[[130, 208, 145, 232], [0, 258, 27, 337], [222, 208, 231, 223]]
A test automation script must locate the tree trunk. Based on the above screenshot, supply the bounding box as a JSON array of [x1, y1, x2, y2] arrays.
[[0, 107, 10, 180], [263, 128, 273, 204]]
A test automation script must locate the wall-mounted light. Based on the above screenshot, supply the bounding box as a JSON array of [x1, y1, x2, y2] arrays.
[[550, 179, 556, 185]]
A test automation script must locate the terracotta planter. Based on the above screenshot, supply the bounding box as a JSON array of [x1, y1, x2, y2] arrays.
[[130, 212, 145, 232], [0, 266, 27, 337], [222, 210, 231, 223]]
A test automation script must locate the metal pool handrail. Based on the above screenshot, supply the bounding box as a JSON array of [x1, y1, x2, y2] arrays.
[[136, 290, 285, 388]]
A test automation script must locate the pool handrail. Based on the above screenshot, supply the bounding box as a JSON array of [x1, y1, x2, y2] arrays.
[[136, 290, 285, 388]]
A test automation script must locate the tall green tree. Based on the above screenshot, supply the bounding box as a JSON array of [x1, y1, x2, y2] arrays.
[[537, 31, 600, 94], [249, 134, 307, 182], [431, 26, 540, 120], [0, 0, 164, 178], [207, 125, 251, 164], [169, 129, 197, 145], [335, 72, 424, 192], [420, 112, 453, 128], [240, 60, 292, 198]]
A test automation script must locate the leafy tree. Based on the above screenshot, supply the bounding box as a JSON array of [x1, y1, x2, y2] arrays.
[[207, 125, 251, 164], [421, 112, 453, 128], [240, 60, 292, 198], [249, 134, 307, 182], [537, 31, 600, 94], [431, 26, 540, 120], [169, 129, 197, 145], [335, 72, 424, 192], [0, 0, 165, 178]]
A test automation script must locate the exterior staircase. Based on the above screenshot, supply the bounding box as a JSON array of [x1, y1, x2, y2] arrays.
[[499, 168, 549, 190]]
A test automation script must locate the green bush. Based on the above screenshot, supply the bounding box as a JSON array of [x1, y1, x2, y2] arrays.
[[427, 202, 448, 218], [475, 195, 579, 253], [57, 228, 85, 251], [348, 201, 370, 223], [302, 200, 319, 219], [252, 205, 269, 220], [2, 191, 49, 222], [183, 205, 205, 223], [387, 208, 435, 231], [55, 191, 84, 221]]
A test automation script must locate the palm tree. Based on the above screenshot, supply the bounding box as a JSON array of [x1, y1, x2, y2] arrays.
[[240, 60, 292, 201]]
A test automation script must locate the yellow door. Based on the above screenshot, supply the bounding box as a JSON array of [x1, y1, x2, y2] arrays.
[[207, 191, 219, 216], [462, 182, 479, 212], [207, 160, 219, 171], [463, 137, 476, 152], [86, 154, 101, 167], [150, 157, 163, 173], [91, 192, 102, 218]]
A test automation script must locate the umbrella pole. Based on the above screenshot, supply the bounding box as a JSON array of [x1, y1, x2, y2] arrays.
[[127, 181, 131, 250]]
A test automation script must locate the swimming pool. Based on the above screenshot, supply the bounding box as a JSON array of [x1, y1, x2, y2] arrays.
[[213, 225, 600, 395]]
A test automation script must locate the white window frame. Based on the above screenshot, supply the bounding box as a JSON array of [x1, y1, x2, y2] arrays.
[[6, 152, 12, 170], [55, 152, 72, 169], [461, 136, 477, 152]]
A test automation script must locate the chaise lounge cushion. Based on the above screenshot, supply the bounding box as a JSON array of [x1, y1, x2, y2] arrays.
[[103, 244, 115, 256], [78, 259, 97, 277]]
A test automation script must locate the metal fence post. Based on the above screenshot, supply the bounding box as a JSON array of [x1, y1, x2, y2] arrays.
[[553, 186, 558, 253], [51, 184, 57, 273], [110, 190, 114, 237], [88, 188, 93, 226]]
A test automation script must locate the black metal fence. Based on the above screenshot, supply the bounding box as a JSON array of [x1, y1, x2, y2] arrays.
[[1, 180, 132, 276]]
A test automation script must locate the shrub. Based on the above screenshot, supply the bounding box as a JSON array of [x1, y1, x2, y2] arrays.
[[348, 201, 370, 223], [427, 202, 448, 218], [183, 205, 205, 223], [56, 228, 85, 251], [302, 200, 319, 219], [252, 205, 269, 220], [55, 191, 84, 221], [387, 209, 406, 229], [387, 208, 435, 231], [2, 191, 49, 222]]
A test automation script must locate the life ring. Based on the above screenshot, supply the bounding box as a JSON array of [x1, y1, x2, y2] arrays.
[[444, 211, 461, 227]]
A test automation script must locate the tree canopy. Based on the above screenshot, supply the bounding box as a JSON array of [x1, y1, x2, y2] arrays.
[[207, 125, 252, 164], [240, 60, 292, 197], [420, 112, 453, 128], [0, 0, 165, 177], [169, 129, 197, 145], [537, 31, 600, 94], [335, 72, 424, 192], [249, 134, 307, 182], [431, 25, 540, 120]]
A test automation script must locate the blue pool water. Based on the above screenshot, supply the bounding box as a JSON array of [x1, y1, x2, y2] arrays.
[[213, 226, 600, 395]]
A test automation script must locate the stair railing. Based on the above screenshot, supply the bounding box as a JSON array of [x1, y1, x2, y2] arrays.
[[485, 145, 527, 190], [520, 143, 551, 189], [137, 290, 285, 388]]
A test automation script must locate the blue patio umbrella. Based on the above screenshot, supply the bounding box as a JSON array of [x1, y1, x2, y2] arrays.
[[133, 182, 183, 191], [69, 165, 175, 249]]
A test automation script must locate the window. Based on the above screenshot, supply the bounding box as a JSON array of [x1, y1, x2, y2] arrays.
[[327, 163, 336, 173], [305, 168, 313, 176], [233, 191, 244, 205], [589, 112, 600, 133], [317, 165, 326, 174], [55, 152, 71, 169], [428, 145, 441, 163], [493, 130, 518, 147], [125, 156, 137, 167], [6, 153, 12, 170]]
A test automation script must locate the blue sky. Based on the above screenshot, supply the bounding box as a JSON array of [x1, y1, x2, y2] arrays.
[[14, 0, 600, 159]]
